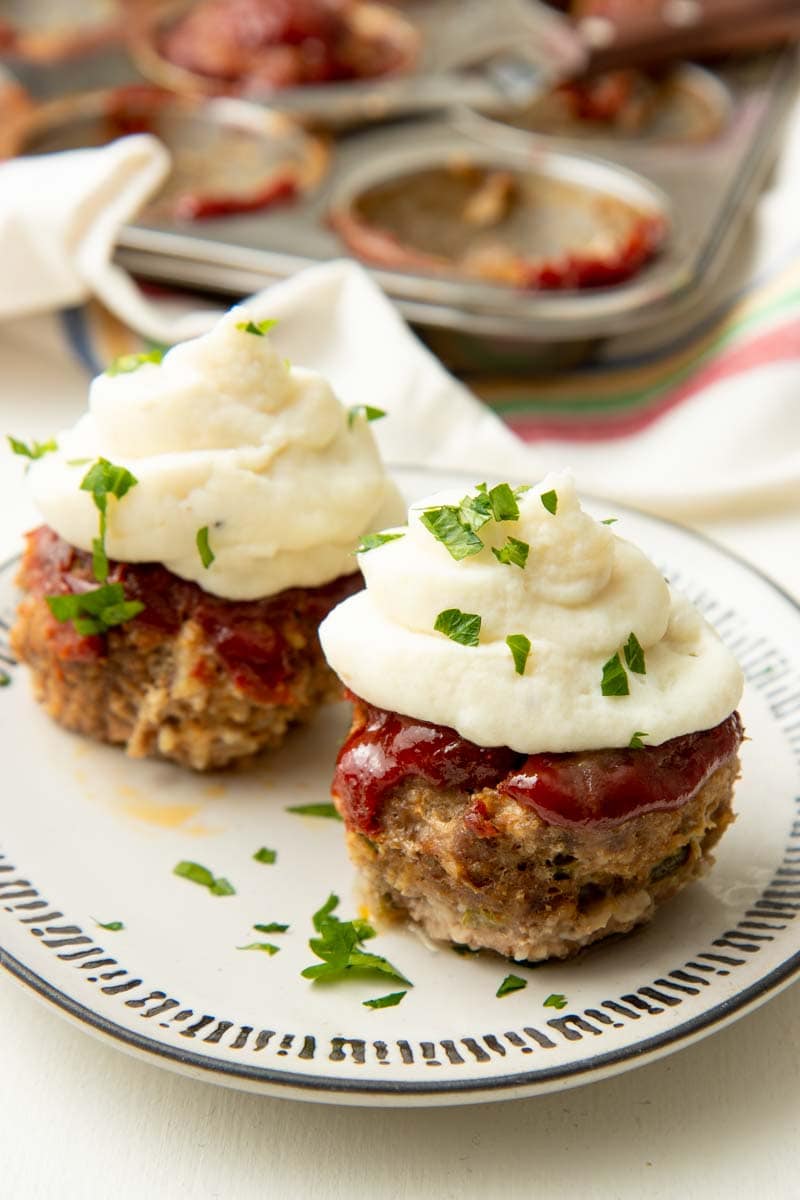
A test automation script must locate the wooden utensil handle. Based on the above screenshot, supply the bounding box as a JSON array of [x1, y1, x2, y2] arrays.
[[576, 0, 800, 73]]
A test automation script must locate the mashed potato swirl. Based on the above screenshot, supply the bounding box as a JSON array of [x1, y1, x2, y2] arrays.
[[29, 306, 402, 600], [319, 473, 743, 752]]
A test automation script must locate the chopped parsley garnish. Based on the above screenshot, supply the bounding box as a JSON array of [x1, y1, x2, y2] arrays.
[[105, 348, 164, 376], [496, 974, 527, 998], [420, 505, 483, 560], [363, 991, 407, 1009], [434, 608, 481, 647], [458, 487, 493, 533], [543, 993, 568, 1010], [356, 531, 404, 554], [196, 526, 214, 569], [67, 458, 92, 467], [601, 517, 618, 525], [0, 670, 11, 687], [421, 482, 529, 561], [80, 458, 138, 582], [94, 918, 124, 931], [301, 894, 411, 986], [492, 536, 529, 569], [540, 489, 558, 515], [253, 922, 289, 934], [486, 482, 520, 522], [173, 860, 235, 896], [347, 405, 386, 428], [623, 631, 646, 675], [235, 318, 277, 337], [209, 877, 236, 896], [601, 651, 629, 697], [46, 583, 144, 637], [7, 435, 58, 460], [506, 634, 531, 675], [286, 803, 342, 820], [253, 846, 277, 865], [237, 942, 280, 955], [629, 731, 648, 749]]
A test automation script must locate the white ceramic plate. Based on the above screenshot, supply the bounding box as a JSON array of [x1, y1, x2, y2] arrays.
[[1, 467, 798, 1107]]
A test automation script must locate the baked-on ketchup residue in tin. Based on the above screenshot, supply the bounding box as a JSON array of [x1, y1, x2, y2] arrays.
[[333, 693, 743, 834]]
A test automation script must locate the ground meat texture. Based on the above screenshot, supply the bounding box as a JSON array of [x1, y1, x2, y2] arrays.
[[11, 526, 360, 771], [334, 697, 743, 961]]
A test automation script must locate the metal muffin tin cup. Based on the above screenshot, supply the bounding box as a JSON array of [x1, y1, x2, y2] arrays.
[[327, 137, 672, 324], [454, 62, 734, 149], [9, 87, 329, 220], [125, 0, 583, 129]]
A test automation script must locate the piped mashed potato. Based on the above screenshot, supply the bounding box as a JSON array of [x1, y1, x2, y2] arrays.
[[29, 307, 402, 600], [320, 472, 743, 752]]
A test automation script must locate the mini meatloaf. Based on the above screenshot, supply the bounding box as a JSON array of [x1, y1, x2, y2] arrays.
[[12, 526, 360, 771], [332, 695, 744, 962]]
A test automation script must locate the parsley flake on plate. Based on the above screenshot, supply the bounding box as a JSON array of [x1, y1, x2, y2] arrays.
[[601, 517, 618, 525], [0, 670, 11, 687], [105, 348, 164, 376], [196, 525, 215, 569], [286, 802, 342, 820], [355, 531, 404, 554], [235, 318, 277, 337], [253, 846, 277, 865], [363, 991, 407, 1009], [496, 974, 527, 998], [94, 918, 124, 932], [540, 489, 558, 516], [237, 942, 280, 955], [301, 894, 411, 986], [492, 536, 529, 569], [624, 631, 647, 675], [253, 922, 289, 934], [46, 583, 144, 637], [173, 860, 236, 896], [601, 651, 629, 697], [347, 405, 386, 428], [7, 435, 57, 460], [544, 993, 568, 1010], [434, 608, 481, 647], [80, 458, 138, 582], [629, 731, 649, 749], [505, 634, 531, 676]]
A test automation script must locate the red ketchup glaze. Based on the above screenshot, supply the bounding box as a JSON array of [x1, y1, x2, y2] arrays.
[[159, 0, 407, 89], [172, 175, 298, 221], [333, 694, 743, 835], [499, 712, 743, 827], [19, 526, 360, 704], [333, 696, 523, 835]]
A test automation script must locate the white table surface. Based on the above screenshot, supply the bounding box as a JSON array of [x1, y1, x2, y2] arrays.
[[1, 328, 799, 1200]]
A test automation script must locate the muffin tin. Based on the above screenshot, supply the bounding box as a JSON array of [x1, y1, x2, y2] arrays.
[[3, 2, 798, 369]]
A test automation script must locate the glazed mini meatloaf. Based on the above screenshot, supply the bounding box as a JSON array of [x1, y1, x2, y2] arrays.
[[319, 473, 745, 961], [12, 526, 360, 771], [13, 302, 402, 768], [333, 695, 743, 961]]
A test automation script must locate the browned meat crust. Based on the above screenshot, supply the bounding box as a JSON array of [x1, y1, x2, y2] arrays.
[[345, 756, 739, 962], [11, 526, 359, 771]]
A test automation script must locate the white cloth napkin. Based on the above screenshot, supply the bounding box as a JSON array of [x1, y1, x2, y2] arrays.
[[0, 135, 213, 341]]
